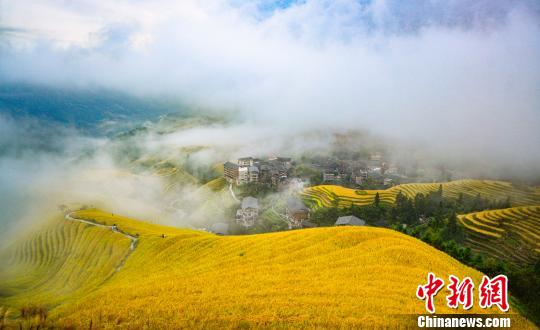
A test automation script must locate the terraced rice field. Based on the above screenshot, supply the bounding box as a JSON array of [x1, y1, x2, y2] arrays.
[[201, 177, 228, 192], [1, 210, 532, 328], [458, 206, 540, 265], [130, 157, 199, 192], [302, 185, 391, 208], [302, 180, 540, 209], [0, 218, 131, 308]]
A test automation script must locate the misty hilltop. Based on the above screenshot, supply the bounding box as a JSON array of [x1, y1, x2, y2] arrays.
[[0, 83, 185, 134]]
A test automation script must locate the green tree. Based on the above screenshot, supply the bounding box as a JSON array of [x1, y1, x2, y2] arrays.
[[447, 212, 459, 237], [457, 193, 464, 206]]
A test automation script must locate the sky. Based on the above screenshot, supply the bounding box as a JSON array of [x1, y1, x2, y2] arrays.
[[0, 0, 540, 238], [0, 0, 539, 165]]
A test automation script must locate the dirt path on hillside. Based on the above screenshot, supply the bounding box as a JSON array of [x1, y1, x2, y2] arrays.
[[65, 212, 138, 272], [229, 183, 240, 202]]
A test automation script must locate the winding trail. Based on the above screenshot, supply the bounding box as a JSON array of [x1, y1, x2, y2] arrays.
[[65, 212, 138, 272], [229, 183, 240, 202]]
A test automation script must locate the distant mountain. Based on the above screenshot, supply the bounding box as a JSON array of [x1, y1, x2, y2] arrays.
[[0, 83, 186, 135]]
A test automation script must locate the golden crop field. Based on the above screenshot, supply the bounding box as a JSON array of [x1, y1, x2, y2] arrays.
[[458, 206, 540, 265], [301, 179, 540, 209], [130, 156, 199, 193], [0, 210, 533, 329], [0, 218, 132, 309], [201, 177, 228, 192]]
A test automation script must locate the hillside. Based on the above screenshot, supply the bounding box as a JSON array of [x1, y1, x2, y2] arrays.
[[459, 206, 540, 265], [0, 83, 181, 134], [302, 179, 540, 209], [0, 210, 533, 328], [201, 177, 228, 192], [0, 218, 132, 308]]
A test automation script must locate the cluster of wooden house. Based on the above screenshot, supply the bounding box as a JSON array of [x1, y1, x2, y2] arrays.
[[285, 196, 311, 229], [317, 153, 404, 187], [209, 210, 366, 235], [208, 155, 371, 236], [232, 195, 365, 230], [224, 156, 293, 186], [233, 195, 311, 230]]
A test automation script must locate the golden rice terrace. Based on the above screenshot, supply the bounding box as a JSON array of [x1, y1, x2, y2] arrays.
[[458, 206, 540, 265], [301, 180, 540, 209], [0, 209, 534, 329]]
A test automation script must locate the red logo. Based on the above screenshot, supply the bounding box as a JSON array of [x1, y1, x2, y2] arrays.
[[416, 273, 509, 313], [446, 275, 474, 310], [416, 272, 445, 313], [479, 275, 509, 312]]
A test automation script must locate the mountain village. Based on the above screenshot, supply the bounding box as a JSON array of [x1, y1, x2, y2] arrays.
[[208, 153, 405, 235]]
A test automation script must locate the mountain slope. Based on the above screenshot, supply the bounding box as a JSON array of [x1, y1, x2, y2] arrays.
[[0, 83, 181, 134], [302, 179, 540, 208], [459, 206, 540, 264], [0, 210, 534, 328], [0, 218, 131, 308]]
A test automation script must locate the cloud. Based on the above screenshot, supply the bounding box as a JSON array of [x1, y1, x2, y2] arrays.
[[0, 1, 539, 171], [0, 113, 198, 242]]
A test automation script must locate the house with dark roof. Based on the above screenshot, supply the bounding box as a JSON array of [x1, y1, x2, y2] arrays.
[[335, 215, 366, 226], [248, 166, 259, 182], [286, 197, 310, 229], [224, 161, 239, 182], [236, 162, 260, 185], [238, 157, 254, 167], [236, 196, 259, 227]]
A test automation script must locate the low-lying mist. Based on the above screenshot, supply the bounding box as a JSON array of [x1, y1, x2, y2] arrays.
[[1, 1, 539, 170], [1, 108, 539, 247], [1, 0, 540, 241]]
